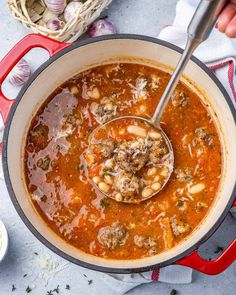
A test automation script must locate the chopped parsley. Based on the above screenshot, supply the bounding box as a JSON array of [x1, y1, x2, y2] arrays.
[[65, 284, 70, 290], [12, 285, 16, 291], [88, 280, 93, 285], [102, 167, 114, 175], [34, 252, 38, 255], [26, 286, 32, 293], [100, 199, 110, 209], [177, 200, 184, 207], [214, 246, 224, 254], [170, 289, 178, 295], [53, 285, 60, 293], [23, 274, 27, 277]]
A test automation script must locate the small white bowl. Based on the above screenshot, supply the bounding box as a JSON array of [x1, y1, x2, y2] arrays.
[[0, 219, 8, 262]]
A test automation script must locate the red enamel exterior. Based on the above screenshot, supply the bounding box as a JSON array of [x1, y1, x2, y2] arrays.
[[0, 34, 70, 124], [0, 34, 235, 275], [175, 202, 236, 274]]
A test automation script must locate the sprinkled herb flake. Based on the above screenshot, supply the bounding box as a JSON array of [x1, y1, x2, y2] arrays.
[[214, 246, 224, 254], [26, 286, 32, 293], [65, 284, 70, 290], [170, 289, 178, 295], [100, 199, 110, 208], [53, 285, 60, 294], [88, 279, 93, 285], [23, 274, 28, 277], [34, 252, 39, 255], [12, 284, 16, 291]]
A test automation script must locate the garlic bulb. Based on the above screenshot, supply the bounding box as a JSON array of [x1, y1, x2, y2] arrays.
[[46, 19, 60, 30], [8, 59, 31, 87], [88, 20, 117, 38], [64, 1, 83, 22], [45, 0, 66, 15]]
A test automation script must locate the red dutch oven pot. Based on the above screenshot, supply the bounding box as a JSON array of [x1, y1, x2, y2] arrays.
[[0, 34, 235, 274]]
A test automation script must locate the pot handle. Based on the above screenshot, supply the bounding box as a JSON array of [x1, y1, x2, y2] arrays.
[[175, 199, 236, 275], [0, 34, 70, 124]]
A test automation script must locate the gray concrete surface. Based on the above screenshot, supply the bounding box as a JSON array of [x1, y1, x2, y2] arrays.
[[0, 0, 235, 294]]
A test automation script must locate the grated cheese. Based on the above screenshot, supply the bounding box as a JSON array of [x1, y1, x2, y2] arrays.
[[129, 77, 148, 101]]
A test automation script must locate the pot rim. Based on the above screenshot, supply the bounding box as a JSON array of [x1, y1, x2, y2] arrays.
[[2, 34, 236, 274]]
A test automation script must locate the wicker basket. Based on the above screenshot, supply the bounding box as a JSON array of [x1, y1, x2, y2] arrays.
[[8, 0, 112, 42]]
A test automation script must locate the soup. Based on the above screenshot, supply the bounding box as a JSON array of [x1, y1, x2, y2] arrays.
[[24, 63, 221, 259]]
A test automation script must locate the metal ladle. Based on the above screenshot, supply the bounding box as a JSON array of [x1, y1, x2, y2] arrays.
[[88, 0, 227, 203]]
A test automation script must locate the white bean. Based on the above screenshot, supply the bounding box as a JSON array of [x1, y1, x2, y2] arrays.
[[104, 174, 113, 185], [154, 175, 160, 181], [147, 167, 157, 176], [98, 182, 110, 193], [151, 182, 161, 191], [115, 193, 123, 202], [138, 104, 147, 114], [161, 167, 169, 177], [87, 87, 100, 99], [93, 176, 101, 184], [127, 125, 147, 137], [70, 85, 79, 95], [148, 131, 161, 139], [188, 183, 205, 194], [142, 187, 154, 198]]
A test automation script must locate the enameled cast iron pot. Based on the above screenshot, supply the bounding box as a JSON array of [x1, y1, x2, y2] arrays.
[[0, 34, 235, 275]]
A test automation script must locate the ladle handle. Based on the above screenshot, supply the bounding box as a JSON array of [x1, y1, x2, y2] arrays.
[[151, 0, 227, 128]]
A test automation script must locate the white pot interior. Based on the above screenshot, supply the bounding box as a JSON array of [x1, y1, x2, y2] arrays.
[[4, 38, 236, 270]]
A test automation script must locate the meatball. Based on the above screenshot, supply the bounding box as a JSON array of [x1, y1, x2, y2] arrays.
[[175, 168, 192, 183], [171, 90, 188, 107], [90, 97, 117, 124], [114, 139, 149, 173], [170, 217, 190, 236], [114, 171, 140, 198], [92, 139, 116, 158], [193, 127, 214, 147], [148, 139, 167, 165], [97, 222, 129, 249]]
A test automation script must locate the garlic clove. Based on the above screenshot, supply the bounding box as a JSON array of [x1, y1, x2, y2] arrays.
[[46, 19, 61, 31], [64, 1, 83, 22], [45, 0, 66, 15], [8, 59, 31, 87], [88, 19, 117, 38]]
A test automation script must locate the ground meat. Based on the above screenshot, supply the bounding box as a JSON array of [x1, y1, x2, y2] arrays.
[[195, 201, 208, 212], [30, 124, 49, 149], [92, 139, 116, 158], [134, 235, 157, 254], [36, 155, 51, 171], [114, 139, 149, 173], [193, 127, 214, 147], [90, 97, 117, 124], [148, 139, 167, 165], [171, 90, 188, 107], [62, 113, 80, 127], [134, 235, 157, 248], [97, 222, 129, 249], [114, 171, 140, 198], [170, 217, 190, 236], [175, 168, 192, 183]]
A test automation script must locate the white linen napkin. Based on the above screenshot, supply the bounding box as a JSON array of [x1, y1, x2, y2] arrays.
[[0, 0, 235, 294]]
